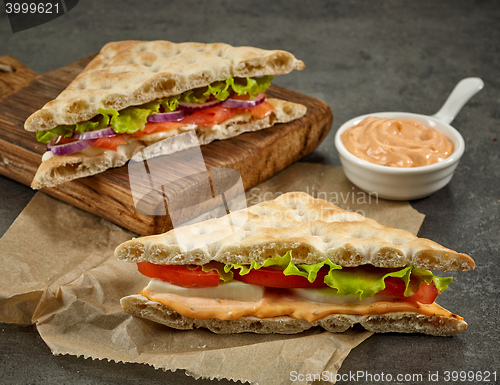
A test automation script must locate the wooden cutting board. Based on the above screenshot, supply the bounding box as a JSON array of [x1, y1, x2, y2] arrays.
[[0, 55, 332, 235]]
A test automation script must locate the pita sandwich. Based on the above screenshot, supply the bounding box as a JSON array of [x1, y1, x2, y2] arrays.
[[25, 41, 307, 189], [115, 192, 475, 336]]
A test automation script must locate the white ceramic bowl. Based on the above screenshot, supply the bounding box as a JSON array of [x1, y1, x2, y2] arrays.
[[334, 111, 465, 200]]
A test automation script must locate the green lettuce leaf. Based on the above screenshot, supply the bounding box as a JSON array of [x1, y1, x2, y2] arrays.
[[223, 252, 453, 300], [181, 75, 274, 104], [141, 94, 181, 113], [99, 107, 151, 135], [36, 125, 74, 143], [409, 267, 454, 294], [223, 251, 318, 275], [199, 261, 234, 283], [228, 76, 274, 98], [182, 81, 230, 103], [324, 266, 413, 299], [38, 111, 114, 143]]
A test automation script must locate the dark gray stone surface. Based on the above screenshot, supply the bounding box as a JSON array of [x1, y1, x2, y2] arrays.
[[1, 1, 498, 384]]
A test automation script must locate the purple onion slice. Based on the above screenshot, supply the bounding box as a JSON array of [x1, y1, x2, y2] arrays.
[[222, 93, 266, 109], [147, 110, 186, 123], [47, 139, 96, 156], [72, 127, 117, 140]]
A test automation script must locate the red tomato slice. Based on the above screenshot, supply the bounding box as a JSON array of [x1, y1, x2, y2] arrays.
[[131, 101, 273, 138], [376, 277, 439, 304], [230, 98, 275, 119], [229, 93, 252, 100], [137, 262, 220, 288], [181, 105, 236, 126], [409, 282, 439, 304], [132, 121, 185, 138], [378, 276, 406, 297], [92, 135, 127, 151], [233, 267, 329, 289]]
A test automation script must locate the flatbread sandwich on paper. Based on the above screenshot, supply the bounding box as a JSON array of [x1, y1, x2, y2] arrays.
[[115, 192, 475, 336], [25, 40, 307, 189]]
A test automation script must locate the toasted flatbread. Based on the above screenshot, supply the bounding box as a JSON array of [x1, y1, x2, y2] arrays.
[[116, 191, 475, 271], [30, 98, 306, 189]]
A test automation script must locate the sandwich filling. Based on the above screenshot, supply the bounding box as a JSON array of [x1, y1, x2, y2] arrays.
[[133, 251, 461, 322], [36, 76, 275, 158]]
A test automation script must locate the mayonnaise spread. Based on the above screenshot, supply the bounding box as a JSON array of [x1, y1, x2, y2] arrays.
[[140, 287, 461, 322], [341, 117, 454, 167]]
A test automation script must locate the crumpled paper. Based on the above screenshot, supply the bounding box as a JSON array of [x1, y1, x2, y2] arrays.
[[0, 163, 425, 385]]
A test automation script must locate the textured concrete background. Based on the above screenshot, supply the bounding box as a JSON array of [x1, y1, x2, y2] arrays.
[[1, 1, 499, 384]]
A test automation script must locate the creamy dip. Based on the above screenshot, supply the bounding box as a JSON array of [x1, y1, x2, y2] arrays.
[[341, 117, 454, 167]]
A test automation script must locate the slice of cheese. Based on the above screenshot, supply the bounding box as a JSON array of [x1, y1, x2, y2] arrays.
[[145, 278, 264, 301]]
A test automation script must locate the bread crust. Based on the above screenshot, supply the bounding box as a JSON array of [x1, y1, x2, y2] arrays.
[[115, 192, 475, 271], [31, 98, 306, 189], [120, 294, 468, 336], [25, 41, 305, 132]]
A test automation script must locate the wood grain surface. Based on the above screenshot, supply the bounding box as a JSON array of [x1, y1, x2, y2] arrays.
[[0, 56, 38, 99], [0, 55, 333, 235]]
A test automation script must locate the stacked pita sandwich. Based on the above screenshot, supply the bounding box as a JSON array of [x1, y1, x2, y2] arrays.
[[25, 41, 307, 189], [115, 192, 475, 336]]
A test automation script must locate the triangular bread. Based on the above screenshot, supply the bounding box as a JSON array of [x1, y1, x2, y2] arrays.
[[115, 191, 475, 271], [25, 40, 305, 132]]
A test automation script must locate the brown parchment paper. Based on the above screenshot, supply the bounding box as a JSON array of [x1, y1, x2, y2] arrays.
[[0, 163, 425, 385]]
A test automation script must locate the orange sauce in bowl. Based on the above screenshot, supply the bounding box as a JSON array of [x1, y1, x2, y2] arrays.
[[341, 117, 454, 167]]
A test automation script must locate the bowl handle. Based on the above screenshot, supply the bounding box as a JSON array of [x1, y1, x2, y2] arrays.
[[432, 77, 484, 124]]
